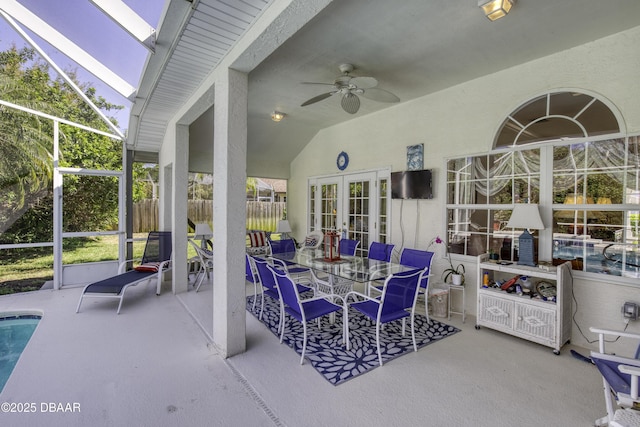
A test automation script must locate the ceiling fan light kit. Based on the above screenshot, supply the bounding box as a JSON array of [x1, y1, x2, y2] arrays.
[[479, 0, 515, 21], [271, 111, 285, 122], [300, 63, 399, 114]]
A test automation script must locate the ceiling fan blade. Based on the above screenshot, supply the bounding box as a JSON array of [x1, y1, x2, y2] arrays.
[[341, 93, 360, 114], [301, 92, 334, 107], [301, 81, 335, 86], [350, 76, 378, 89], [360, 87, 400, 103]]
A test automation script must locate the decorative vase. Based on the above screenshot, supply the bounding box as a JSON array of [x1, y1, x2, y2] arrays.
[[452, 274, 463, 285]]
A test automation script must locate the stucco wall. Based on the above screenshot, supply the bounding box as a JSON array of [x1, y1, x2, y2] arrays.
[[289, 26, 640, 353]]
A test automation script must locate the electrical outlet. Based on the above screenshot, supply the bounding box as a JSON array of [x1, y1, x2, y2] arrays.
[[622, 302, 639, 320]]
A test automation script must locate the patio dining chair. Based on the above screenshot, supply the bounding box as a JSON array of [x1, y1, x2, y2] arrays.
[[339, 238, 360, 256], [589, 327, 640, 426], [269, 238, 312, 284], [76, 231, 172, 314], [252, 256, 285, 333], [398, 248, 435, 321], [188, 238, 213, 292], [268, 264, 345, 365], [368, 241, 395, 262], [345, 268, 426, 366], [365, 241, 396, 295], [297, 230, 324, 251]]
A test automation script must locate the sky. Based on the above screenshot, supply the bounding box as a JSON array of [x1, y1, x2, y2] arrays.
[[0, 0, 166, 132]]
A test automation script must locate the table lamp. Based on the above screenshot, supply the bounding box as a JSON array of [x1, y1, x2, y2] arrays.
[[506, 204, 544, 267], [194, 223, 213, 248], [276, 220, 292, 240]]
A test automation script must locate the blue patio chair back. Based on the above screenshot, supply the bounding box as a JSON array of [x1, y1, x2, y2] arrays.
[[368, 241, 395, 262], [379, 268, 424, 317], [252, 256, 287, 329], [269, 238, 296, 254], [246, 254, 257, 283], [340, 239, 360, 256], [253, 257, 280, 293], [142, 231, 172, 264], [270, 265, 302, 317], [399, 248, 434, 289], [593, 352, 637, 396]]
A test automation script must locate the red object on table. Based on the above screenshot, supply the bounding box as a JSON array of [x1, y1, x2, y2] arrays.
[[323, 231, 341, 261]]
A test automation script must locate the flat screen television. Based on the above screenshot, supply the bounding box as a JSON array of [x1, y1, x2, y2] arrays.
[[391, 169, 433, 199]]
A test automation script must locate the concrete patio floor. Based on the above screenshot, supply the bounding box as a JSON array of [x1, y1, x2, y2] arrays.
[[0, 278, 606, 426]]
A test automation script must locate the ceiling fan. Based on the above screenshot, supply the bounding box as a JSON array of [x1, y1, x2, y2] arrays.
[[300, 64, 400, 114]]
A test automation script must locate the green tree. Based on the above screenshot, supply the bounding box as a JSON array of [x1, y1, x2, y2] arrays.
[[0, 45, 126, 242]]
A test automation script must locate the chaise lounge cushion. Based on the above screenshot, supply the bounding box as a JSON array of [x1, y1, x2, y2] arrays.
[[134, 262, 161, 272]]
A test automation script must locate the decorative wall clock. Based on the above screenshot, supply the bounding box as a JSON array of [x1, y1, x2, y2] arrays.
[[337, 151, 349, 171]]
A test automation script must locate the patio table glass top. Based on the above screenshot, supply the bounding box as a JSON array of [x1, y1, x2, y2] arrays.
[[268, 249, 414, 283]]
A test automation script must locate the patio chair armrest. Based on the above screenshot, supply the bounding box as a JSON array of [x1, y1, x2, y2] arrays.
[[154, 259, 172, 295], [344, 291, 378, 305], [590, 327, 640, 353], [301, 294, 345, 305], [619, 364, 640, 400], [118, 258, 143, 273]]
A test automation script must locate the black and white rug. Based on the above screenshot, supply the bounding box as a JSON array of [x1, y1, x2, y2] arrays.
[[246, 295, 460, 385]]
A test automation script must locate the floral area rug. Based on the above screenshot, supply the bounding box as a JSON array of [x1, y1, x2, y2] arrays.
[[246, 295, 460, 385]]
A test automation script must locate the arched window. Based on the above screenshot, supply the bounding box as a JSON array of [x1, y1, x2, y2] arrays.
[[495, 91, 621, 147], [446, 91, 640, 281]]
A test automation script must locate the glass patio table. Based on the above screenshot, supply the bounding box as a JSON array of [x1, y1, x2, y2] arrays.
[[269, 249, 415, 295]]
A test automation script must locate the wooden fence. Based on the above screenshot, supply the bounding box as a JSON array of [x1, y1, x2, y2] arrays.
[[132, 200, 285, 233]]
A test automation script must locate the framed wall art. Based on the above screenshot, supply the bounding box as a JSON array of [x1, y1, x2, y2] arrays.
[[406, 144, 424, 170]]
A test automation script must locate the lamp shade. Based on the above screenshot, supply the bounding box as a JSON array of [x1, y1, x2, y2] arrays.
[[276, 220, 292, 234], [194, 223, 213, 239], [507, 204, 544, 230]]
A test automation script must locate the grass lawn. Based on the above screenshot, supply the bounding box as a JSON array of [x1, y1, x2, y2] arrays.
[[0, 234, 156, 295]]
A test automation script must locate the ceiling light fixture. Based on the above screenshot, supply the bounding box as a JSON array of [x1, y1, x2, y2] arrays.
[[478, 0, 515, 21], [271, 111, 285, 122]]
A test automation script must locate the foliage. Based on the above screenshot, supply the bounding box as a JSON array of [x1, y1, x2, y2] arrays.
[[0, 45, 131, 242]]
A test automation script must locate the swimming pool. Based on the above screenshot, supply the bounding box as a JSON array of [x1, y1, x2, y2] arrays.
[[0, 311, 42, 393]]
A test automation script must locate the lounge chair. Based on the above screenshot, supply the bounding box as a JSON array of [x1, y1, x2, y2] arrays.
[[76, 231, 172, 314]]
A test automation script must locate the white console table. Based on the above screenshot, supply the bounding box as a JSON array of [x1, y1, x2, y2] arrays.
[[475, 254, 572, 354]]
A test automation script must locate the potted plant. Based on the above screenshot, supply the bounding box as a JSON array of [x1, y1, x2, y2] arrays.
[[442, 249, 465, 285]]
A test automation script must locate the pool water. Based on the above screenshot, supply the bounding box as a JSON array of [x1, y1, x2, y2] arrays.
[[0, 314, 41, 393]]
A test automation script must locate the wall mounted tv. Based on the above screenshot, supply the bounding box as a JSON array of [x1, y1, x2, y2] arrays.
[[390, 169, 433, 200]]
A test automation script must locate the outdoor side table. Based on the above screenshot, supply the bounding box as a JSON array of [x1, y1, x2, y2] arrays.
[[448, 283, 465, 323]]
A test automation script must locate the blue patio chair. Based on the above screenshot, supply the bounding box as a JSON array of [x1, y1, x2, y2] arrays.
[[269, 238, 312, 284], [345, 268, 427, 366], [76, 231, 172, 314], [589, 327, 640, 426], [339, 238, 360, 256], [368, 241, 395, 262], [269, 264, 344, 365], [590, 352, 640, 426], [399, 248, 435, 321], [252, 256, 285, 332], [365, 241, 396, 295]]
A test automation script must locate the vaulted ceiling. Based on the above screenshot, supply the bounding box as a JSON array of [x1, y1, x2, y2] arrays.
[[128, 0, 640, 177]]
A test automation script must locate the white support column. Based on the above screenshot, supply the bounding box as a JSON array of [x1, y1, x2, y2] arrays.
[[172, 124, 189, 294], [213, 68, 248, 358]]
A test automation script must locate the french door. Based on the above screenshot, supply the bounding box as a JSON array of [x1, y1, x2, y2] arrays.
[[309, 169, 389, 258]]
